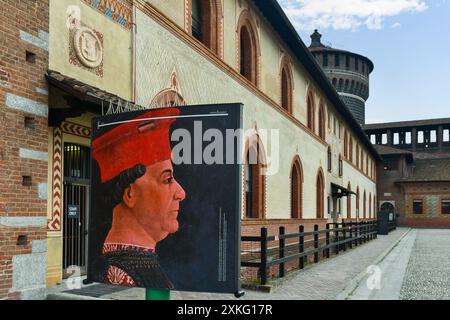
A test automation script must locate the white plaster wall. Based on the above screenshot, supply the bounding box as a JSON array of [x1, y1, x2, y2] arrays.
[[135, 10, 377, 221]]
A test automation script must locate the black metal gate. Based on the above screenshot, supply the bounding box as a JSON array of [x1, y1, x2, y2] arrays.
[[63, 143, 91, 277]]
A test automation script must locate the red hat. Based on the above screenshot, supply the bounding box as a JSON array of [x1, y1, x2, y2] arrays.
[[93, 107, 180, 183]]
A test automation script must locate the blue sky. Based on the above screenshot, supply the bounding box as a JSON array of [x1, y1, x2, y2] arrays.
[[278, 0, 450, 124]]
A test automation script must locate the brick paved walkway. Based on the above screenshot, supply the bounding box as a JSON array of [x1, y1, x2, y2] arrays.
[[47, 228, 410, 300]]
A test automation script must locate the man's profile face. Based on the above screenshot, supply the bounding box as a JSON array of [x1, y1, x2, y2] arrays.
[[132, 160, 186, 241]]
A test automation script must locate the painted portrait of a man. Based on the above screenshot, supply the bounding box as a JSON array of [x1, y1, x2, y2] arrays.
[[89, 104, 243, 294], [91, 107, 185, 288]]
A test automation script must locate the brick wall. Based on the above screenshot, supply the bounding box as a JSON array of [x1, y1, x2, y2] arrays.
[[400, 182, 450, 228], [0, 0, 49, 300]]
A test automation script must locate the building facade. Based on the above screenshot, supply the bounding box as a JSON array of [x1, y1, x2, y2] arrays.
[[364, 119, 450, 228], [0, 0, 49, 300], [0, 0, 378, 299], [309, 30, 373, 125]]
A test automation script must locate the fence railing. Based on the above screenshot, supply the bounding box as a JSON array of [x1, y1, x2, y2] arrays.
[[241, 221, 378, 285], [388, 220, 397, 232]]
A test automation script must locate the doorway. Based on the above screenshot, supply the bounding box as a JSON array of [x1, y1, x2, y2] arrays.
[[62, 143, 91, 277]]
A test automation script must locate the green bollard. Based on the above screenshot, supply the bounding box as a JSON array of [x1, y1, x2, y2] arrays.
[[146, 289, 170, 300]]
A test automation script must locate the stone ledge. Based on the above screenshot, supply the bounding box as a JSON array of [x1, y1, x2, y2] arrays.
[[46, 292, 107, 300]]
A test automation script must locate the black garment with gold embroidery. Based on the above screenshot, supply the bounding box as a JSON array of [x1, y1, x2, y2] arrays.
[[103, 250, 174, 289]]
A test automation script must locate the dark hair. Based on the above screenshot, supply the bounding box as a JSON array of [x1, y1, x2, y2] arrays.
[[102, 164, 146, 207]]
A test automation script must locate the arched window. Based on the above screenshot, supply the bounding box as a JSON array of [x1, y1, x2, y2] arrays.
[[344, 131, 348, 158], [369, 193, 372, 218], [338, 79, 343, 91], [372, 162, 375, 179], [280, 57, 293, 113], [347, 182, 352, 219], [237, 11, 259, 86], [366, 154, 369, 176], [190, 0, 222, 55], [360, 149, 364, 171], [349, 137, 353, 163], [374, 196, 377, 218], [339, 154, 343, 177], [327, 147, 332, 172], [363, 191, 367, 219], [291, 157, 303, 219], [245, 135, 266, 219], [307, 91, 315, 131], [356, 145, 360, 168], [318, 103, 326, 140], [356, 187, 360, 219], [316, 169, 325, 219]]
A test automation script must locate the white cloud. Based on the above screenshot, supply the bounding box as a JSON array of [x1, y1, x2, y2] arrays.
[[279, 0, 428, 31], [391, 22, 402, 28]]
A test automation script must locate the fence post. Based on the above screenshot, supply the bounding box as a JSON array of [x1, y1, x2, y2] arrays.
[[373, 220, 378, 239], [349, 221, 353, 249], [299, 225, 304, 269], [334, 223, 339, 255], [325, 224, 330, 258], [279, 226, 285, 278], [359, 222, 364, 245], [361, 222, 365, 243], [364, 222, 368, 243], [260, 227, 268, 285], [370, 221, 373, 241], [314, 224, 319, 263], [342, 221, 347, 252]]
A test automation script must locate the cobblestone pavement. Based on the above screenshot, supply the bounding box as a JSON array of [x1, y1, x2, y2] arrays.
[[400, 229, 450, 300], [47, 228, 410, 300]]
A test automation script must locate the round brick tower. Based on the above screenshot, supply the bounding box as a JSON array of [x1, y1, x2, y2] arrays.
[[309, 30, 374, 125]]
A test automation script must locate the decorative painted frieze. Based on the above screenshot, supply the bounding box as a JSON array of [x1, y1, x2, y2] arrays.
[[81, 0, 133, 30]]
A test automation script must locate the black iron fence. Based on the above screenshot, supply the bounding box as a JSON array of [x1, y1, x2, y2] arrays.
[[241, 221, 378, 285], [388, 220, 397, 232]]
